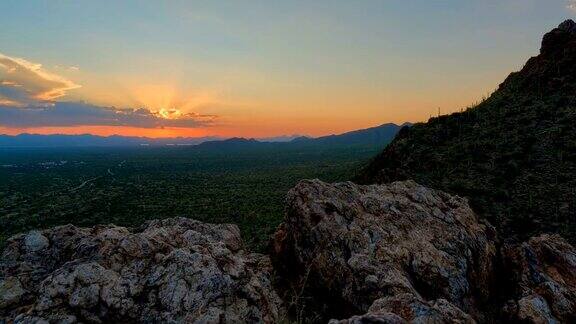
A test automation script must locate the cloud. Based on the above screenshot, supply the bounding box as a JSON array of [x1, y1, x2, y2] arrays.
[[0, 101, 216, 128], [0, 53, 218, 129], [569, 0, 576, 12], [0, 52, 81, 106]]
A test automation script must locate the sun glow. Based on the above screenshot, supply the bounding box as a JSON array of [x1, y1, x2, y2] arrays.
[[129, 84, 222, 118], [156, 108, 183, 119]]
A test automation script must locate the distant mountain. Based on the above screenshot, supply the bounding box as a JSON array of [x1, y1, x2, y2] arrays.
[[0, 134, 223, 147], [358, 20, 576, 243], [0, 123, 406, 149], [259, 135, 304, 142], [196, 137, 267, 150], [195, 123, 407, 151], [290, 123, 411, 147]]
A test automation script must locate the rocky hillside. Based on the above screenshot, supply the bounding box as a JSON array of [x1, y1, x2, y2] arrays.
[[358, 20, 576, 243], [3, 180, 575, 323]]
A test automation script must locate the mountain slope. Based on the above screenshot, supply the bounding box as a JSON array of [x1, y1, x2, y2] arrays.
[[290, 123, 410, 147], [358, 20, 576, 242], [196, 123, 406, 151]]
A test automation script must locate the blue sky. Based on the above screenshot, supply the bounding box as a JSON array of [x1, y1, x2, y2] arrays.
[[0, 0, 574, 137]]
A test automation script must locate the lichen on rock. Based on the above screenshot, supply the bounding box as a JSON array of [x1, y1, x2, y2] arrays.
[[271, 179, 498, 321], [501, 234, 576, 323], [0, 218, 284, 323]]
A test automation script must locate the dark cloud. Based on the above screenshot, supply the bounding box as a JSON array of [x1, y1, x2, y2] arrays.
[[0, 102, 216, 128]]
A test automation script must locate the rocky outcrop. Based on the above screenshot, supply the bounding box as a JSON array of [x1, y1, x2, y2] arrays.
[[3, 180, 576, 323], [271, 179, 498, 322], [0, 218, 284, 323], [329, 294, 475, 324], [501, 234, 576, 323], [271, 179, 576, 323]]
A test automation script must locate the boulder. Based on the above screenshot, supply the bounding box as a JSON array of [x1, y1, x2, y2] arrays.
[[271, 179, 497, 321], [23, 231, 49, 253], [329, 293, 475, 324], [0, 218, 284, 323], [501, 234, 576, 323], [0, 276, 26, 309]]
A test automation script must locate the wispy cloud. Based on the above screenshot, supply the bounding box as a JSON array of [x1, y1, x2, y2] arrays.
[[0, 102, 216, 128], [568, 0, 576, 12], [0, 53, 81, 106]]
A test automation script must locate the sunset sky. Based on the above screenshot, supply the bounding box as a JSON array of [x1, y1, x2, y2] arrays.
[[0, 0, 575, 138]]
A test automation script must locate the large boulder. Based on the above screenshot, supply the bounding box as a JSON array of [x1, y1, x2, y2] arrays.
[[501, 234, 576, 323], [329, 294, 475, 324], [271, 179, 497, 322], [0, 218, 284, 323]]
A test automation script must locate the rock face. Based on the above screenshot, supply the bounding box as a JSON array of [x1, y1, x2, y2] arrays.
[[0, 218, 284, 323], [329, 294, 475, 324], [3, 181, 576, 323], [271, 179, 498, 322], [501, 234, 576, 323]]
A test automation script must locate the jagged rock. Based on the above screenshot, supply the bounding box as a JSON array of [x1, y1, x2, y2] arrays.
[[330, 294, 475, 324], [0, 218, 284, 323], [271, 179, 497, 322], [0, 276, 26, 309], [558, 19, 576, 33], [501, 234, 576, 323], [541, 19, 576, 55]]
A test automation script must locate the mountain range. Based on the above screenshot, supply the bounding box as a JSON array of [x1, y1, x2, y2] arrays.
[[0, 134, 221, 147], [0, 123, 408, 149], [195, 122, 409, 150]]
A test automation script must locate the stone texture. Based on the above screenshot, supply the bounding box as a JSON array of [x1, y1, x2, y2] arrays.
[[271, 179, 497, 321], [501, 234, 576, 323], [0, 218, 284, 323], [0, 276, 26, 309], [23, 231, 49, 253], [330, 293, 475, 324], [4, 179, 576, 323]]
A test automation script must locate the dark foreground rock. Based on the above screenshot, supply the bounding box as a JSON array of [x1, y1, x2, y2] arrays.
[[501, 234, 576, 323], [271, 179, 497, 322], [3, 180, 576, 323], [328, 293, 475, 324], [271, 180, 576, 323], [0, 218, 284, 323]]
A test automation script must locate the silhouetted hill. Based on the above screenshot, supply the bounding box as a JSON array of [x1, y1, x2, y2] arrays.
[[196, 137, 266, 150], [359, 20, 576, 243], [290, 123, 410, 147], [196, 123, 406, 152]]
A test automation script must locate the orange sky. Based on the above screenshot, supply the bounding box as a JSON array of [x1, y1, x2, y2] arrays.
[[1, 2, 573, 138], [0, 126, 207, 138]]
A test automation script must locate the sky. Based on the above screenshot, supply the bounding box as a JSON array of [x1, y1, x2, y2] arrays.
[[0, 1, 574, 138]]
